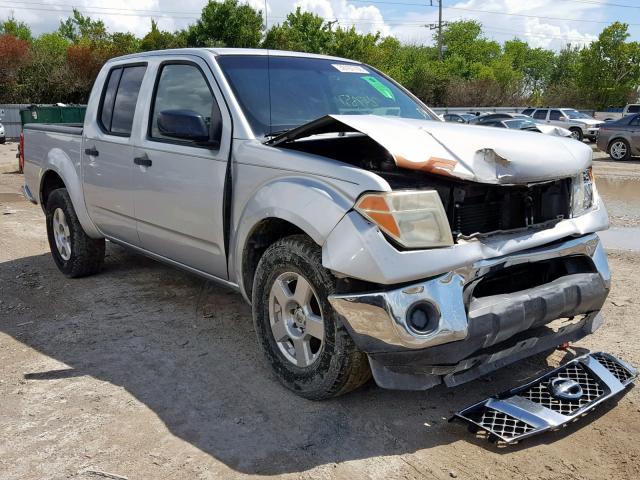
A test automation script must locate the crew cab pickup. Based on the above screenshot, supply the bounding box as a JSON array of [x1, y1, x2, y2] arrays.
[[22, 49, 611, 399]]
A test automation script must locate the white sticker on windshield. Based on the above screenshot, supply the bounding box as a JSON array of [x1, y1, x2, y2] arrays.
[[332, 64, 369, 74]]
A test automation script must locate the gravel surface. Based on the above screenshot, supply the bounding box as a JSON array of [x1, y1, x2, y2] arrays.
[[1, 143, 639, 480]]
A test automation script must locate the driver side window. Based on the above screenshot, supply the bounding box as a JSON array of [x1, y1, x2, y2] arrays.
[[149, 63, 221, 145]]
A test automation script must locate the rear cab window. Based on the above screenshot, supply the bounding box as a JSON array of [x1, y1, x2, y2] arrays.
[[99, 64, 147, 136], [521, 109, 534, 116]]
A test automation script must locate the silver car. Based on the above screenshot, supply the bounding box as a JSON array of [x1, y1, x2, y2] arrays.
[[0, 122, 5, 144], [596, 113, 640, 160], [521, 108, 603, 141]]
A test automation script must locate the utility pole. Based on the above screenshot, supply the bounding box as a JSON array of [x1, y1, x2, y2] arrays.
[[426, 1, 449, 61]]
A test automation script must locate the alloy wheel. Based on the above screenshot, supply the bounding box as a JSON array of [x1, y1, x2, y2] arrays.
[[268, 271, 325, 368]]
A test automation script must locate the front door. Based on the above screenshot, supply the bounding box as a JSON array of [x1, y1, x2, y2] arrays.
[[132, 58, 232, 279], [83, 64, 147, 245]]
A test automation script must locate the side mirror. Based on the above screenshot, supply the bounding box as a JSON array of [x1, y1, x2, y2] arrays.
[[157, 109, 216, 146]]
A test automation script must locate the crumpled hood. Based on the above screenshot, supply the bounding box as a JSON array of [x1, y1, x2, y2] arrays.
[[268, 114, 592, 185]]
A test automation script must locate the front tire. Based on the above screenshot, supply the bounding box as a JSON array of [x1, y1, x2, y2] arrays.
[[252, 235, 371, 400], [609, 138, 631, 161], [569, 128, 583, 141], [46, 188, 105, 277]]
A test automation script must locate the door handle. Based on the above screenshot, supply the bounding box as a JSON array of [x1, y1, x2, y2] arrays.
[[85, 147, 99, 157], [134, 155, 152, 167]]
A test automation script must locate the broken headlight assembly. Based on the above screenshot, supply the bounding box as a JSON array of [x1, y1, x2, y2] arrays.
[[355, 190, 454, 249], [571, 168, 594, 217]]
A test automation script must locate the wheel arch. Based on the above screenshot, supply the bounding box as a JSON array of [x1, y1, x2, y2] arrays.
[[231, 176, 355, 302], [38, 150, 102, 238]]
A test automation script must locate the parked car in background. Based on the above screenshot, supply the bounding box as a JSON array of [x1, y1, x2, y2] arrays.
[[443, 113, 477, 123], [480, 117, 572, 137], [594, 104, 640, 122], [596, 113, 640, 161], [468, 112, 530, 125], [0, 122, 5, 144], [521, 108, 603, 141]]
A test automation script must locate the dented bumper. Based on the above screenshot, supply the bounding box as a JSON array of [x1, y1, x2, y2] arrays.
[[328, 234, 610, 390]]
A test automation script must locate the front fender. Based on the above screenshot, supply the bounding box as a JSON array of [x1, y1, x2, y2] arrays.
[[40, 148, 102, 238], [231, 176, 355, 300]]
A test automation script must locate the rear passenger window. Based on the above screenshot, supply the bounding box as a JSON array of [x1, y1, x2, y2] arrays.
[[549, 110, 562, 120], [99, 65, 146, 136], [533, 109, 548, 120], [628, 105, 640, 113]]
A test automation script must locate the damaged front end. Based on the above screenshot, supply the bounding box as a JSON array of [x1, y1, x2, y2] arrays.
[[268, 114, 610, 391], [268, 114, 596, 246]]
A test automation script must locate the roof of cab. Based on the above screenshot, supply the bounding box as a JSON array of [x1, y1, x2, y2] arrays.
[[108, 47, 362, 65]]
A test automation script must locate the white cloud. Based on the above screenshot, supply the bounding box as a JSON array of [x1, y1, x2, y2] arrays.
[[390, 0, 605, 50]]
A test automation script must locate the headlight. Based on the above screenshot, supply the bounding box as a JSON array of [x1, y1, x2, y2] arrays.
[[355, 190, 453, 248], [571, 168, 594, 217]]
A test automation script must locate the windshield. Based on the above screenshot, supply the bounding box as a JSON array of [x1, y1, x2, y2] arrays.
[[217, 55, 435, 137], [564, 109, 591, 119]]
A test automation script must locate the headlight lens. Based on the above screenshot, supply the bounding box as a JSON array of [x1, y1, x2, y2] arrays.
[[355, 190, 453, 248], [571, 168, 594, 217]]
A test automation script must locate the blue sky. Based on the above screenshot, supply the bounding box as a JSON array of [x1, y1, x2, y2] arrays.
[[4, 0, 639, 50]]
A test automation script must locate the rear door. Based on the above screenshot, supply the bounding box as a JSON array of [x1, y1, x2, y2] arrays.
[[83, 63, 147, 245], [629, 115, 640, 154], [132, 56, 232, 279], [532, 109, 549, 122]]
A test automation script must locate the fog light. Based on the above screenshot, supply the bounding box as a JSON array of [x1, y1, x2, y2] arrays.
[[406, 302, 439, 334]]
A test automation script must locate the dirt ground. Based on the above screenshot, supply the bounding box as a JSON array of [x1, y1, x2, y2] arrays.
[[1, 143, 640, 480]]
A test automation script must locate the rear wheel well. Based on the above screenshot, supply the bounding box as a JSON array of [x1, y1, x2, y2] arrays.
[[242, 218, 306, 299], [40, 170, 66, 207]]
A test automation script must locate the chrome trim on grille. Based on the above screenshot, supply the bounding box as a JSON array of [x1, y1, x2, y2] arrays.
[[453, 352, 637, 444]]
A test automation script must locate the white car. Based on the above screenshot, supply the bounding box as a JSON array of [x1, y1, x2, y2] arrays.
[[0, 122, 5, 144], [521, 108, 603, 141]]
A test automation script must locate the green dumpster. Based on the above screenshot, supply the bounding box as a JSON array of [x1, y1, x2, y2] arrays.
[[19, 105, 86, 127]]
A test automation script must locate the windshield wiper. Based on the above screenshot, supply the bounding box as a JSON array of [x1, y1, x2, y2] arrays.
[[265, 129, 292, 138]]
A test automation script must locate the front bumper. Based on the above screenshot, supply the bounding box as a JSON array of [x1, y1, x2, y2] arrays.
[[329, 234, 610, 389]]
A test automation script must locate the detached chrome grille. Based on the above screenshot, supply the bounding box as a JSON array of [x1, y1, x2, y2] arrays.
[[477, 408, 535, 438], [592, 352, 635, 384], [520, 363, 603, 415], [454, 352, 637, 444]]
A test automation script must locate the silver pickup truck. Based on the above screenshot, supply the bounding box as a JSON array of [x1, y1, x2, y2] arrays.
[[23, 49, 610, 400]]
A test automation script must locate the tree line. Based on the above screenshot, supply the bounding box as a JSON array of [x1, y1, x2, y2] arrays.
[[1, 0, 639, 108]]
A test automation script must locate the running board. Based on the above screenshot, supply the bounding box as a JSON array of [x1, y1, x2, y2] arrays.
[[452, 352, 637, 444]]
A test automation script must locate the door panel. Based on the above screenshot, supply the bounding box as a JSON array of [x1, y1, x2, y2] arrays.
[[83, 64, 146, 244], [132, 58, 231, 279]]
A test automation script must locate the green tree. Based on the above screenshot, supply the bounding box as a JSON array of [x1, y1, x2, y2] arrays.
[[577, 22, 640, 108], [0, 16, 32, 42], [188, 0, 263, 47], [140, 20, 183, 51], [263, 8, 332, 53], [58, 9, 108, 44]]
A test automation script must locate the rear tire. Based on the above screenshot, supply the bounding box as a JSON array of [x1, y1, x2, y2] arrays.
[[252, 235, 371, 400], [609, 138, 631, 161], [46, 188, 105, 277]]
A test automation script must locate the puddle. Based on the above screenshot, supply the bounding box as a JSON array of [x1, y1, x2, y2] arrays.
[[597, 177, 640, 222], [599, 227, 640, 252], [0, 192, 24, 203]]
